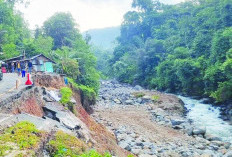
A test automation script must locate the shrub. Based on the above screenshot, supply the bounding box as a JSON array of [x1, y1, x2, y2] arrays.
[[68, 78, 96, 102], [152, 95, 160, 102], [60, 87, 73, 104], [78, 150, 111, 157], [47, 131, 87, 157]]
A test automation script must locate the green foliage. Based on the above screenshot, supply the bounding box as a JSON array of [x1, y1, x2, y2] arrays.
[[78, 150, 111, 157], [211, 81, 232, 102], [151, 95, 160, 102], [0, 145, 12, 156], [43, 12, 81, 49], [60, 87, 73, 105], [68, 78, 96, 102], [109, 0, 232, 102], [133, 92, 145, 98], [47, 130, 87, 157], [0, 121, 41, 150]]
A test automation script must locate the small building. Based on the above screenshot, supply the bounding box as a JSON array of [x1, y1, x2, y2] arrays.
[[4, 54, 56, 73], [29, 54, 56, 73]]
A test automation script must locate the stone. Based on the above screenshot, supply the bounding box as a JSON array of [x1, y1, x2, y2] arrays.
[[131, 149, 141, 155], [142, 96, 151, 100], [171, 119, 185, 126], [134, 85, 143, 90], [223, 151, 232, 157], [119, 142, 131, 151], [173, 125, 183, 130], [193, 127, 206, 136], [113, 99, 121, 104], [137, 98, 143, 104], [224, 142, 231, 149], [205, 134, 222, 141], [186, 127, 193, 136], [125, 100, 134, 105]]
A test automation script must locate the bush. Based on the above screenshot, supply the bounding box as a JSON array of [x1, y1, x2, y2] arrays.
[[211, 81, 232, 102], [68, 78, 96, 102], [60, 87, 73, 105], [47, 131, 87, 157], [78, 150, 111, 157]]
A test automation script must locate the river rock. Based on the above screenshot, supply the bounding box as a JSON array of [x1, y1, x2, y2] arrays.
[[119, 142, 131, 151], [205, 134, 222, 141], [223, 151, 232, 157], [171, 119, 185, 126], [134, 85, 143, 90], [193, 127, 206, 136], [125, 100, 134, 105], [113, 99, 121, 104]]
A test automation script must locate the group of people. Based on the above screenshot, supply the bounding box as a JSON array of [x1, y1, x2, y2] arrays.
[[1, 60, 33, 78]]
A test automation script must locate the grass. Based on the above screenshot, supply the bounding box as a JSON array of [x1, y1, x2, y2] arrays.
[[0, 121, 42, 150], [0, 121, 44, 156], [60, 87, 73, 105], [151, 95, 160, 102], [0, 145, 12, 156], [132, 92, 145, 98]]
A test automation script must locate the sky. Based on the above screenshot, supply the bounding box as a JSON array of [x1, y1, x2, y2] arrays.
[[17, 0, 185, 32]]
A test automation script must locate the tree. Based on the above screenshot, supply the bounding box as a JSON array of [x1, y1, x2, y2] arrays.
[[43, 12, 80, 49]]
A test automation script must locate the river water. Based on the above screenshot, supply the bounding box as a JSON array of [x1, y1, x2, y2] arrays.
[[178, 96, 232, 142]]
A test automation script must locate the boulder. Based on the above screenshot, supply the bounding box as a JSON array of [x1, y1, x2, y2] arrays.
[[125, 100, 134, 105], [223, 151, 232, 157], [205, 134, 222, 141], [134, 85, 143, 90], [193, 127, 206, 136], [119, 142, 131, 151], [171, 119, 185, 126], [113, 99, 121, 104]]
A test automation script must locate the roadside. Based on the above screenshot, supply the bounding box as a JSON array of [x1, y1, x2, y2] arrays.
[[0, 73, 28, 100]]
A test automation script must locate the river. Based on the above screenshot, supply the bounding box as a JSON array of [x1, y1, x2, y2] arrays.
[[179, 96, 232, 142]]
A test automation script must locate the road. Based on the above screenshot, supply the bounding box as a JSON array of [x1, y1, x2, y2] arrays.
[[0, 73, 28, 99]]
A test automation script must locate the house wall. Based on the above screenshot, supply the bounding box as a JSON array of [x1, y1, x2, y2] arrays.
[[32, 56, 54, 72]]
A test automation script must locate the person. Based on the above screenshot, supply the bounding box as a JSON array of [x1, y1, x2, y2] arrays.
[[17, 61, 21, 76], [11, 62, 15, 73], [21, 62, 26, 78], [28, 60, 32, 74]]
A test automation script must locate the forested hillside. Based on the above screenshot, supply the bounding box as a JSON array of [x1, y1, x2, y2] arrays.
[[109, 0, 232, 102], [84, 26, 120, 50], [0, 0, 99, 94]]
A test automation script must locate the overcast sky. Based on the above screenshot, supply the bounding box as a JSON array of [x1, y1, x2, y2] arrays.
[[17, 0, 185, 32]]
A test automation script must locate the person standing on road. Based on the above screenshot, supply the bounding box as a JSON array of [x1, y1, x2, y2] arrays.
[[28, 60, 32, 74], [17, 61, 21, 76], [11, 62, 15, 73], [21, 62, 26, 78]]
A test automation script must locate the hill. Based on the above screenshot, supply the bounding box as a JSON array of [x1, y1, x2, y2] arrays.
[[83, 26, 120, 50]]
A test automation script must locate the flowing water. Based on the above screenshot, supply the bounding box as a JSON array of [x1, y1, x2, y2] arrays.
[[178, 96, 232, 142]]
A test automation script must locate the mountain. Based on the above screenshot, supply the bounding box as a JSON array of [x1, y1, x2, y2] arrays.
[[83, 26, 120, 50]]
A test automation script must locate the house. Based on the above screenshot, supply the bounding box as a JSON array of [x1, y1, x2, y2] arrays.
[[4, 54, 56, 73], [29, 54, 56, 73]]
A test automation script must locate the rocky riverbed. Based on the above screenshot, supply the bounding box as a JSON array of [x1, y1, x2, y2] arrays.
[[92, 80, 232, 157]]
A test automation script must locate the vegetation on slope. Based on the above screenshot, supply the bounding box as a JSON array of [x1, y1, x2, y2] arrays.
[[0, 121, 45, 156], [107, 0, 232, 102]]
